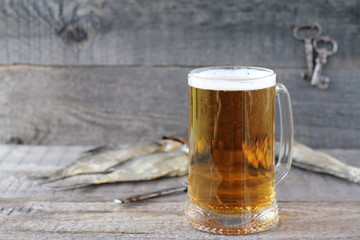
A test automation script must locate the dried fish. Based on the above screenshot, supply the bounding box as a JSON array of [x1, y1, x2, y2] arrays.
[[53, 150, 188, 189], [46, 137, 360, 190], [276, 141, 360, 183], [40, 139, 183, 183]]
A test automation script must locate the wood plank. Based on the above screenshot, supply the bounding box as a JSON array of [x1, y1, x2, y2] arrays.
[[0, 66, 359, 148], [0, 199, 359, 239], [0, 144, 359, 201], [1, 145, 360, 238], [0, 0, 358, 68]]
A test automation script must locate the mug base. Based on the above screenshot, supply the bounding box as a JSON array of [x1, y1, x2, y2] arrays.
[[184, 201, 279, 235]]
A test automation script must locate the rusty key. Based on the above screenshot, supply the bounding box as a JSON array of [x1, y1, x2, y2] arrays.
[[311, 36, 338, 89], [293, 24, 322, 79]]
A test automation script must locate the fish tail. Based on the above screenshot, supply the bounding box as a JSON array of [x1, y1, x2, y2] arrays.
[[30, 170, 62, 180], [46, 177, 108, 189], [28, 175, 51, 180], [50, 183, 93, 190], [38, 174, 67, 185]]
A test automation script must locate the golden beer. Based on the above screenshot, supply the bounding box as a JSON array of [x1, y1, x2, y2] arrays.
[[188, 86, 275, 214], [185, 66, 293, 235]]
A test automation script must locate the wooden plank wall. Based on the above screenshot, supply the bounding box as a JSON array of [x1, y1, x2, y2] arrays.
[[0, 0, 359, 148]]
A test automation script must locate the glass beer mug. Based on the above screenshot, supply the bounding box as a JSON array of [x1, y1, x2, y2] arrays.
[[185, 66, 293, 235]]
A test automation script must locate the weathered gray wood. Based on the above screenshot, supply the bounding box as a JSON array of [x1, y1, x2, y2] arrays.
[[0, 145, 360, 239], [1, 200, 359, 240], [0, 66, 359, 148], [0, 1, 358, 148], [0, 0, 358, 68]]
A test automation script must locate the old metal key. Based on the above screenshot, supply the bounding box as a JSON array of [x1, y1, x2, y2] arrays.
[[311, 36, 338, 89], [293, 24, 322, 79]]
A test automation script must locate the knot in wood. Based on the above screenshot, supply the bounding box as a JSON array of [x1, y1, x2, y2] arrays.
[[64, 25, 88, 44], [58, 21, 96, 50]]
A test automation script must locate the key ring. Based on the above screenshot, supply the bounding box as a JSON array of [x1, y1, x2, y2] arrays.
[[313, 36, 338, 56], [293, 24, 322, 40]]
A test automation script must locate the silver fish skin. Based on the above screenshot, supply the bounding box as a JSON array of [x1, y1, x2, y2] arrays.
[[276, 141, 360, 183], [41, 139, 183, 183], [94, 151, 188, 184], [53, 151, 188, 189]]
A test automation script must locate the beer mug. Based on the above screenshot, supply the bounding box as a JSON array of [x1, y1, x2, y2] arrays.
[[185, 66, 293, 235]]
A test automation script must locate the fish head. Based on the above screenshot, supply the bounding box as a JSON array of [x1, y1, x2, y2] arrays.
[[159, 139, 184, 152]]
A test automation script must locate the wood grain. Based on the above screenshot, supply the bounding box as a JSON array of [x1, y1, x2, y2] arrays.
[[0, 0, 358, 68], [0, 65, 359, 148], [0, 144, 360, 239], [1, 200, 359, 240]]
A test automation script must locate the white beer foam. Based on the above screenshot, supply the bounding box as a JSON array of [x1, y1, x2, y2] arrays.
[[188, 66, 276, 91]]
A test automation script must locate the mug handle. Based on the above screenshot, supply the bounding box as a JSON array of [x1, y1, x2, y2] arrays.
[[275, 83, 294, 184]]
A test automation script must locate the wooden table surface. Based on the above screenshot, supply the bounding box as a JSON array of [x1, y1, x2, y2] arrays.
[[0, 144, 359, 239]]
